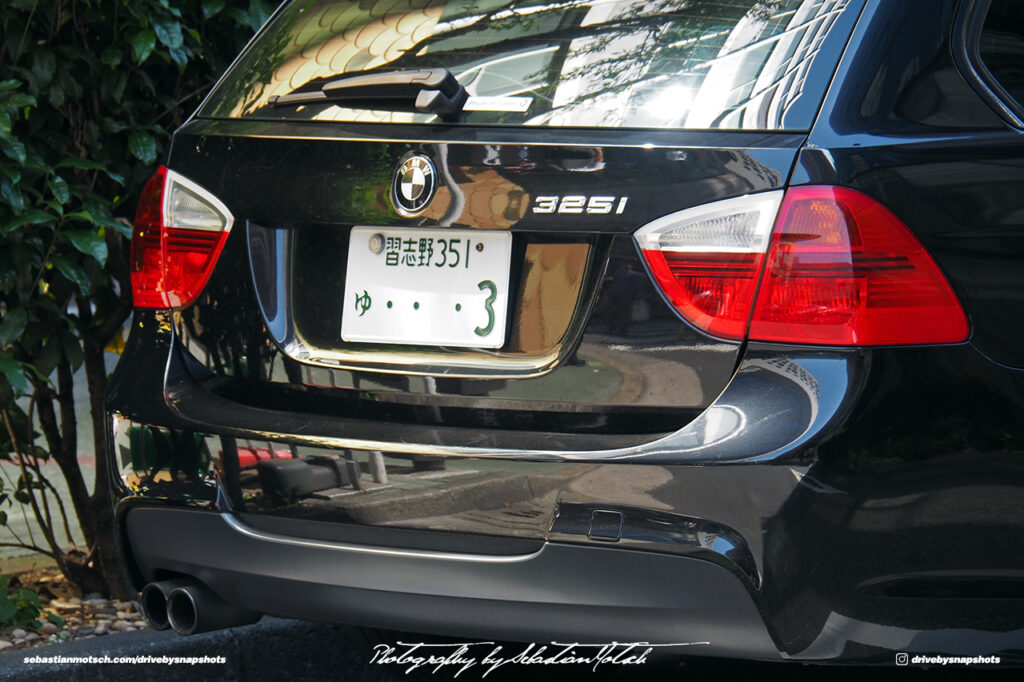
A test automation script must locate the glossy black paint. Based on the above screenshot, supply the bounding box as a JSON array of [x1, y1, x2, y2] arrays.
[[170, 121, 799, 231], [108, 0, 1024, 663], [123, 506, 781, 659], [793, 0, 1024, 368], [163, 123, 797, 427]]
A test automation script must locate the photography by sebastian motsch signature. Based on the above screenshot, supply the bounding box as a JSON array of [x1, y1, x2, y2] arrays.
[[369, 640, 711, 676]]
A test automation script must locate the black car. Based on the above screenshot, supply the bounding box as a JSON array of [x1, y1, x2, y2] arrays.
[[108, 0, 1024, 664]]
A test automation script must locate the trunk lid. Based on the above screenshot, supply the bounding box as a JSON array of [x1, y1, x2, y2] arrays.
[[162, 0, 861, 442]]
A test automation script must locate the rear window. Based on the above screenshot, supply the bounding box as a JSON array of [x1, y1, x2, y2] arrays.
[[199, 0, 857, 130], [976, 0, 1024, 120]]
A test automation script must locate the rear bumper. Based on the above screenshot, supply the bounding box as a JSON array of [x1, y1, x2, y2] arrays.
[[107, 313, 1024, 662], [110, 310, 859, 462], [123, 505, 780, 659]]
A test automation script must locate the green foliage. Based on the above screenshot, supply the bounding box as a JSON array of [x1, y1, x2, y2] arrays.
[[0, 0, 263, 595], [0, 0, 261, 404], [0, 575, 65, 629]]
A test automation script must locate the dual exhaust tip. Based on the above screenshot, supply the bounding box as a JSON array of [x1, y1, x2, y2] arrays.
[[141, 578, 261, 635]]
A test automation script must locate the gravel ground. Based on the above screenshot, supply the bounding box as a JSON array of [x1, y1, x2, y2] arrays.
[[0, 568, 149, 653], [0, 596, 147, 651]]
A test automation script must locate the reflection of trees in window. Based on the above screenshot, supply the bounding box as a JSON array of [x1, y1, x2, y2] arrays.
[[509, 0, 847, 129], [206, 0, 850, 130], [211, 2, 310, 118]]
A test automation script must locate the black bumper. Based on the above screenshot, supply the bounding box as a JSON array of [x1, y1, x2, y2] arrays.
[[107, 314, 1024, 662], [123, 505, 779, 659]]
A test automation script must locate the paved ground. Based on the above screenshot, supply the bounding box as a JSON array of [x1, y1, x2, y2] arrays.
[[0, 618, 389, 682], [0, 617, 973, 681]]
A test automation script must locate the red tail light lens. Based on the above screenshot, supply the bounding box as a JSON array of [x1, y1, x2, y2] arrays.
[[636, 186, 968, 346], [131, 167, 168, 308], [637, 192, 784, 340], [749, 186, 968, 345], [130, 166, 234, 309], [642, 252, 764, 341]]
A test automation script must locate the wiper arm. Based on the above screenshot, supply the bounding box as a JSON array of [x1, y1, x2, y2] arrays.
[[268, 68, 468, 118]]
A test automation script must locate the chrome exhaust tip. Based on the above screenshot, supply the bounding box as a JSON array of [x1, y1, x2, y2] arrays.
[[141, 578, 195, 631], [166, 582, 261, 635]]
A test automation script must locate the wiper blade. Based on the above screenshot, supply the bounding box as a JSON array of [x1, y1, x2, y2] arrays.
[[268, 68, 468, 118]]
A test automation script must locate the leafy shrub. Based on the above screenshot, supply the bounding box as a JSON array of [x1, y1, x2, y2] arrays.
[[0, 0, 268, 597], [0, 575, 65, 630]]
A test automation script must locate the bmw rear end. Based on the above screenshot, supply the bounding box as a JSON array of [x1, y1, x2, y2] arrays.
[[107, 0, 1024, 662]]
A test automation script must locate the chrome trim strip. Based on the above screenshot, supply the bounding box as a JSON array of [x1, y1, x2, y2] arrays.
[[180, 119, 807, 151], [164, 353, 857, 464], [189, 130, 796, 150], [245, 226, 605, 379], [294, 345, 561, 378], [220, 513, 540, 564]]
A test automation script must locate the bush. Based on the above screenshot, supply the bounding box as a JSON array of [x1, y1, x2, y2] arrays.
[[0, 575, 64, 630], [0, 0, 268, 597]]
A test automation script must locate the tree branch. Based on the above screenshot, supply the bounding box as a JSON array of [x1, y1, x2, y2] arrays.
[[2, 407, 64, 564], [0, 542, 55, 558]]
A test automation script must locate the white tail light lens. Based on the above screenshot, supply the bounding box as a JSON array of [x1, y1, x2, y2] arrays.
[[636, 191, 783, 340], [131, 167, 234, 309]]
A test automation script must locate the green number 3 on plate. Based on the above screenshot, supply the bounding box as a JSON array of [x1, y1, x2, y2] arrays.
[[474, 280, 497, 337]]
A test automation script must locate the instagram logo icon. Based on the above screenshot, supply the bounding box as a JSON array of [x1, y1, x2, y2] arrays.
[[896, 653, 909, 666]]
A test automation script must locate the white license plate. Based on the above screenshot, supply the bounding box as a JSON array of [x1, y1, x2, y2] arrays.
[[341, 227, 512, 349]]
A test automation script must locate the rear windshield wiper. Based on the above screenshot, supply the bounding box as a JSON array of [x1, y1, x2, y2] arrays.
[[268, 68, 468, 118]]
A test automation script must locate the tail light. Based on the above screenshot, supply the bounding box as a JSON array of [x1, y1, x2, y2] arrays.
[[637, 186, 968, 346], [636, 192, 784, 340], [130, 166, 234, 308]]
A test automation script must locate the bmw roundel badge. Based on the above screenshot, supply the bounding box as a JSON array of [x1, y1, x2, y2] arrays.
[[391, 153, 437, 217]]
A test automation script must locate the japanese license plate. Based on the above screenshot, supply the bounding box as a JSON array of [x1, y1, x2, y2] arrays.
[[341, 227, 512, 349]]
